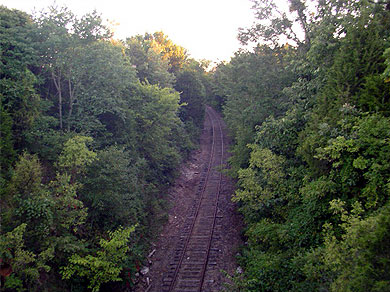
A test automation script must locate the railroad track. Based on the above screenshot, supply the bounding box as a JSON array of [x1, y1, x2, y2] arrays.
[[161, 106, 224, 292]]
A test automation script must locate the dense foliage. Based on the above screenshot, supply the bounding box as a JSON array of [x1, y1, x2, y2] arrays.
[[0, 5, 210, 291], [213, 0, 390, 291], [3, 0, 390, 291]]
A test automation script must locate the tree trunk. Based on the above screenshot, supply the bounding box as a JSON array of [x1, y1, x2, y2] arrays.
[[52, 71, 63, 130], [67, 77, 74, 132]]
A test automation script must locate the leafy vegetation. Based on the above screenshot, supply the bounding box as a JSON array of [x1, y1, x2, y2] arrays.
[[2, 0, 390, 291], [213, 0, 390, 291], [0, 4, 210, 291]]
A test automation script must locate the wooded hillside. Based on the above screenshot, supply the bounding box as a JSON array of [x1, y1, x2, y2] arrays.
[[213, 0, 390, 291], [0, 5, 211, 291]]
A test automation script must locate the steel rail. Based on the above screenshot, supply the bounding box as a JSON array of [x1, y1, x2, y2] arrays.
[[198, 107, 224, 291], [166, 106, 223, 292]]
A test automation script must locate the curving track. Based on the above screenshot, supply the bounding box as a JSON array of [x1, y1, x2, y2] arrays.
[[161, 106, 225, 292]]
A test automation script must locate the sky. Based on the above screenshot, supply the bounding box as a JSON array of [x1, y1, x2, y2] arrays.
[[0, 0, 257, 62]]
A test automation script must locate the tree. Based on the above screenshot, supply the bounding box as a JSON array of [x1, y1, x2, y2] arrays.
[[81, 146, 145, 232], [2, 138, 94, 290], [0, 104, 15, 183], [175, 70, 205, 129], [216, 1, 390, 291], [63, 41, 138, 139], [125, 36, 175, 88], [131, 83, 184, 184], [384, 48, 390, 82], [61, 227, 135, 292], [0, 4, 205, 291], [0, 224, 53, 291], [238, 0, 312, 48], [34, 5, 112, 131], [212, 45, 295, 172], [58, 135, 97, 182], [0, 6, 40, 152], [143, 31, 188, 73]]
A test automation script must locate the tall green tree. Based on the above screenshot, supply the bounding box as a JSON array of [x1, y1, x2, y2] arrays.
[[174, 69, 205, 135], [125, 35, 175, 88], [34, 5, 112, 131], [147, 31, 188, 73], [0, 6, 40, 166], [213, 45, 295, 172]]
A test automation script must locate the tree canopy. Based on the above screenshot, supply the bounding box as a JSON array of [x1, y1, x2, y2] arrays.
[[213, 0, 390, 291], [2, 1, 390, 291], [0, 4, 210, 291]]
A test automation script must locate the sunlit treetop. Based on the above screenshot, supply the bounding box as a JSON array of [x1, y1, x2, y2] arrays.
[[144, 31, 188, 73]]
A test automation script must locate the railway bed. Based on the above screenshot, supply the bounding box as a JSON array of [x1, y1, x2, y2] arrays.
[[161, 107, 225, 292]]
